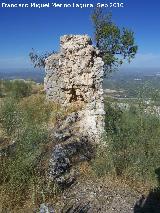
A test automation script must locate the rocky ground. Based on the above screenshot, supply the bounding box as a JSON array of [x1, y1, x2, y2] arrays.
[[38, 175, 160, 213], [2, 110, 160, 213], [53, 176, 139, 213], [41, 112, 160, 213]]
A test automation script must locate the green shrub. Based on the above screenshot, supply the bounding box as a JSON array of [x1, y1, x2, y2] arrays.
[[0, 125, 49, 210], [6, 125, 48, 185], [0, 98, 21, 135], [0, 95, 53, 135], [0, 94, 57, 210], [92, 101, 160, 186], [91, 139, 116, 177], [105, 102, 123, 134], [1, 80, 32, 99], [11, 80, 32, 99], [18, 94, 52, 125], [2, 80, 13, 93], [0, 80, 4, 97]]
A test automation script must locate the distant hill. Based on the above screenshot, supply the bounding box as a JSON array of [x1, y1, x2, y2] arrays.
[[1, 67, 160, 86], [103, 67, 160, 98], [104, 67, 160, 79], [0, 68, 45, 83]]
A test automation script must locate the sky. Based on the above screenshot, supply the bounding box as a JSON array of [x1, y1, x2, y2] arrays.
[[0, 0, 160, 69]]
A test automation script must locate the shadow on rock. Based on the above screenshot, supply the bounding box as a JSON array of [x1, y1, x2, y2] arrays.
[[48, 112, 96, 190], [62, 202, 91, 213], [134, 168, 160, 213]]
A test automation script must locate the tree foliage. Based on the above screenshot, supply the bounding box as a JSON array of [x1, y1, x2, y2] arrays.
[[92, 8, 138, 75], [29, 9, 137, 76], [29, 49, 55, 69]]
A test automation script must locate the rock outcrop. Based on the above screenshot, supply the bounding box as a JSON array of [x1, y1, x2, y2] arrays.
[[45, 35, 105, 144], [45, 35, 105, 190], [48, 112, 93, 189]]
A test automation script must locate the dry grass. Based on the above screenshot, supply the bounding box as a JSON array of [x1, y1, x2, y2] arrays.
[[0, 92, 63, 212]]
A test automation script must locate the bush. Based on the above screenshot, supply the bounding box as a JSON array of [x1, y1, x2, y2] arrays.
[[92, 101, 160, 186], [1, 80, 32, 99], [6, 125, 48, 185], [0, 80, 4, 97], [0, 94, 58, 210], [0, 98, 21, 135], [0, 125, 49, 210], [11, 80, 32, 99], [18, 94, 53, 125], [0, 94, 55, 135]]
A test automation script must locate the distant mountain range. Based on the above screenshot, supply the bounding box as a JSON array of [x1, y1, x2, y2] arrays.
[[106, 67, 160, 78], [103, 67, 160, 98], [103, 67, 160, 87], [0, 68, 45, 82], [0, 67, 160, 84]]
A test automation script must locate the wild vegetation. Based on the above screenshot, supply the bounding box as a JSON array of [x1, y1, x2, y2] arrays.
[[1, 79, 160, 211], [93, 99, 160, 188], [92, 8, 137, 75], [1, 8, 159, 212], [103, 69, 160, 99], [0, 80, 88, 211], [29, 8, 137, 77], [0, 79, 42, 98], [0, 80, 62, 211]]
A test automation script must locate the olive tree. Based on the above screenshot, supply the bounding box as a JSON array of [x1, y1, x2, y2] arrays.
[[29, 48, 55, 69], [92, 8, 138, 76], [30, 9, 138, 76]]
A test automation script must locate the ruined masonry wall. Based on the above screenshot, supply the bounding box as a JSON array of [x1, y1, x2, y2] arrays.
[[45, 35, 105, 143]]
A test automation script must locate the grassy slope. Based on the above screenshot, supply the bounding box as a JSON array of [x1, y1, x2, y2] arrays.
[[1, 80, 160, 211]]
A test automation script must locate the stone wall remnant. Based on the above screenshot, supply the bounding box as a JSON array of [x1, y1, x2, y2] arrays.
[[45, 35, 105, 143]]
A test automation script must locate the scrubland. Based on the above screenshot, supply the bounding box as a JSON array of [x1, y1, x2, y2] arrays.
[[1, 79, 160, 211]]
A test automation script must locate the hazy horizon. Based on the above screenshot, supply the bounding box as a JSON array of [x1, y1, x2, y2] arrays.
[[0, 67, 160, 83]]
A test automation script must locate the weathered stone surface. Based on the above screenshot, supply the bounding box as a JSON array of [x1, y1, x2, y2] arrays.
[[39, 203, 54, 213], [48, 112, 94, 187], [49, 144, 71, 179], [45, 35, 105, 144]]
